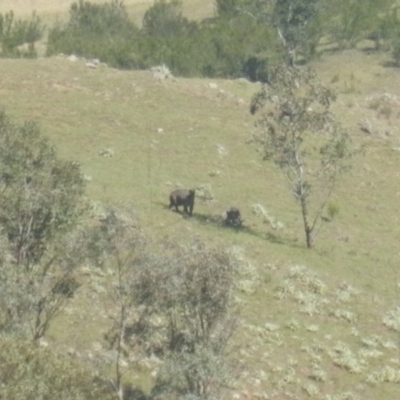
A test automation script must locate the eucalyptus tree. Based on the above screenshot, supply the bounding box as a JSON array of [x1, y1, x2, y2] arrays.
[[0, 110, 87, 340], [250, 66, 353, 248]]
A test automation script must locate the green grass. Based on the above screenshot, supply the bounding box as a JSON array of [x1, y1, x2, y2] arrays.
[[2, 3, 400, 399]]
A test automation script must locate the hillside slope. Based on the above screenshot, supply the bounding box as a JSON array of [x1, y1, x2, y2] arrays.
[[1, 43, 400, 400]]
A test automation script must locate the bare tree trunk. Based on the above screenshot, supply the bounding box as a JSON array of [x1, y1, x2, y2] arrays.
[[300, 195, 313, 248]]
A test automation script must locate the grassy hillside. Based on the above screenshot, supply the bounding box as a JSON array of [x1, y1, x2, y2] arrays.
[[1, 2, 400, 400]]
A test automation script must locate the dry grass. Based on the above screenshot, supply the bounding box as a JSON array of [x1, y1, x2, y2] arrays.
[[0, 0, 215, 25], [1, 3, 400, 398]]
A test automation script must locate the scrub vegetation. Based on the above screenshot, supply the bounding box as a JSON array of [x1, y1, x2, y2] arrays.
[[1, 1, 400, 399]]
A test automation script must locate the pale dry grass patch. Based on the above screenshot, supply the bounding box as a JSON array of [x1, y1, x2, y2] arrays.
[[328, 308, 357, 323], [284, 318, 300, 331], [275, 265, 329, 315], [271, 366, 299, 390], [302, 382, 319, 397], [360, 334, 393, 349], [358, 347, 383, 359], [294, 291, 329, 316], [308, 362, 327, 382], [383, 306, 400, 332], [367, 366, 400, 383], [329, 342, 367, 373], [334, 282, 360, 303], [323, 392, 360, 400], [287, 265, 327, 295], [229, 246, 260, 295]]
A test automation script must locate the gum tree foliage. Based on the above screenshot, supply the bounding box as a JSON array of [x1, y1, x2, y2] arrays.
[[323, 0, 396, 50], [0, 335, 113, 399], [250, 66, 353, 248], [89, 210, 240, 399], [0, 110, 87, 340], [86, 207, 144, 400], [216, 0, 325, 66], [146, 240, 240, 400]]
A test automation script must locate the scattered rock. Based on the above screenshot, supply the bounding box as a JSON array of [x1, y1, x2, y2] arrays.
[[195, 184, 215, 203], [86, 62, 97, 69], [67, 347, 74, 355], [68, 54, 79, 62], [209, 82, 218, 89], [151, 64, 174, 80], [358, 119, 373, 135], [216, 144, 228, 156], [208, 169, 222, 177], [251, 204, 284, 230], [236, 77, 249, 84], [99, 148, 114, 157]]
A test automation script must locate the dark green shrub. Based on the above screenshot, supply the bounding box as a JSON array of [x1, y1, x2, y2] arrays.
[[199, 15, 280, 78], [0, 11, 43, 58], [45, 0, 282, 78], [215, 0, 244, 18], [142, 0, 197, 38], [392, 36, 400, 66], [324, 0, 394, 50], [47, 0, 140, 68]]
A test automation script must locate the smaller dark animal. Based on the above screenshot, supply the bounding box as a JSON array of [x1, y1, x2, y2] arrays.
[[169, 189, 195, 216], [225, 207, 243, 227]]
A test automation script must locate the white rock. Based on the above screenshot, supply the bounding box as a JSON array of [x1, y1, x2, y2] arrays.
[[86, 62, 97, 69]]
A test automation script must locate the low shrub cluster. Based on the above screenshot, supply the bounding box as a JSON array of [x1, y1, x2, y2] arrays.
[[0, 10, 43, 57], [45, 0, 278, 79], [0, 336, 113, 400], [6, 0, 400, 74]]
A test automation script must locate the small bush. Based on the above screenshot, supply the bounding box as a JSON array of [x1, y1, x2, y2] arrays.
[[327, 201, 340, 221], [47, 0, 140, 68], [0, 11, 43, 58], [142, 0, 197, 38], [0, 336, 113, 399]]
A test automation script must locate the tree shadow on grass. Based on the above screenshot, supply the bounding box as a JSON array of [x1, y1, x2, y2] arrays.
[[381, 60, 399, 68], [124, 386, 148, 400], [158, 203, 300, 248], [190, 212, 298, 247]]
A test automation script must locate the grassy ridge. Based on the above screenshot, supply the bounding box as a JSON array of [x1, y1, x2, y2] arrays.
[[1, 2, 400, 398]]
